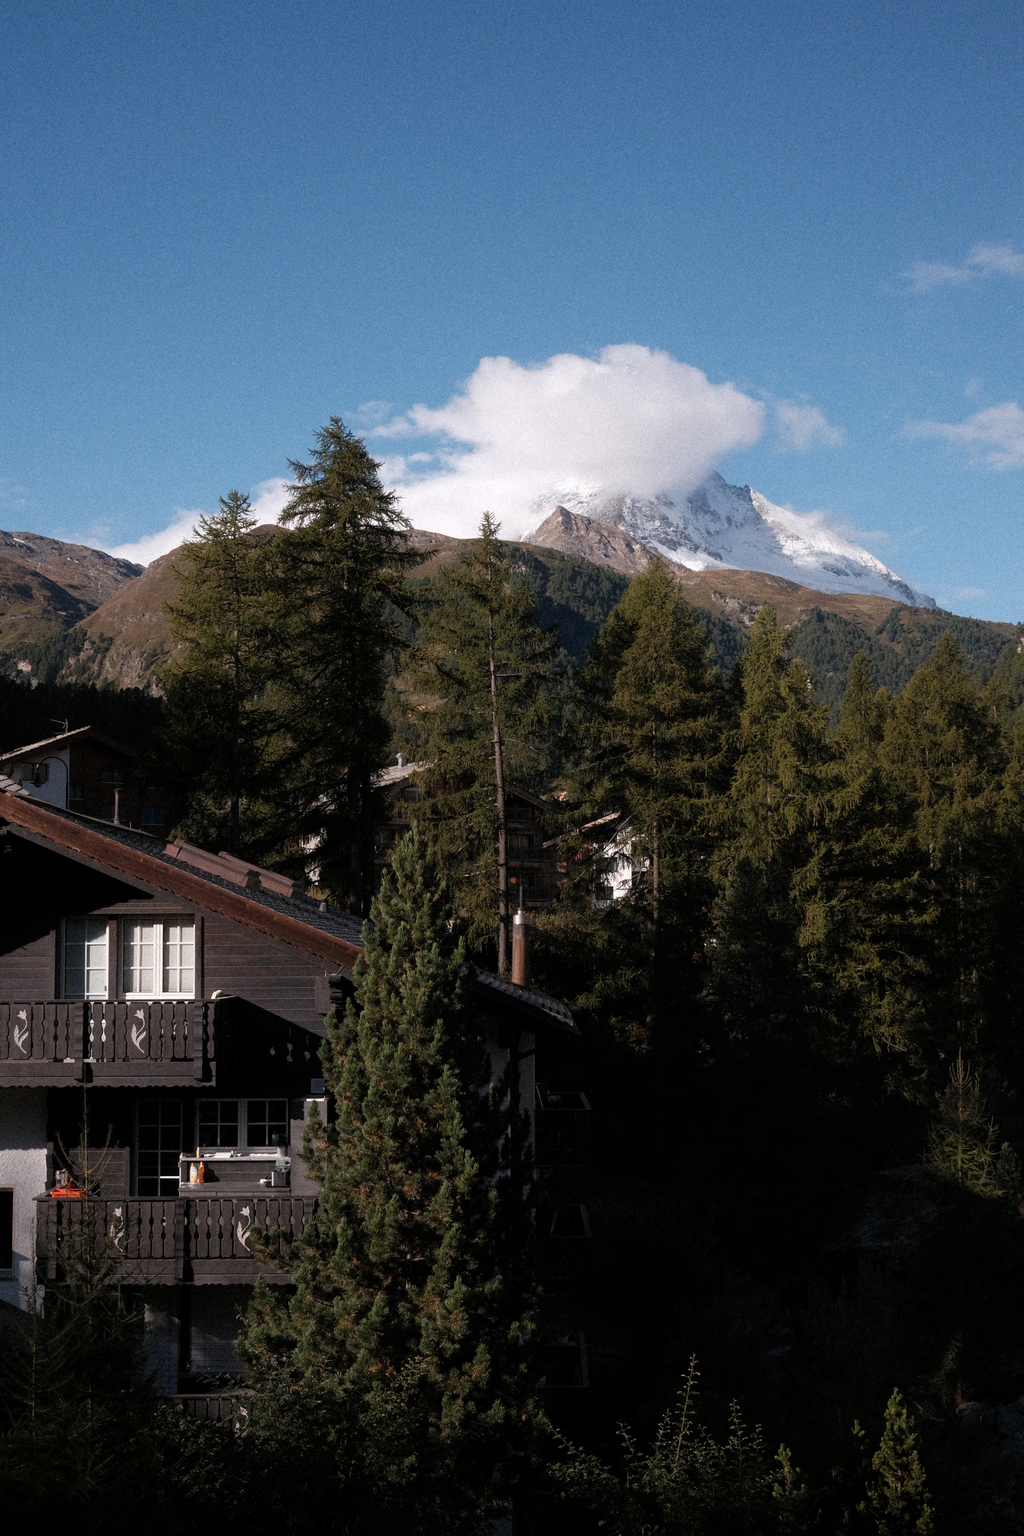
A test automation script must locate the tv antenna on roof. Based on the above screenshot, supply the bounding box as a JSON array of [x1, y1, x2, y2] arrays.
[[50, 719, 69, 734]]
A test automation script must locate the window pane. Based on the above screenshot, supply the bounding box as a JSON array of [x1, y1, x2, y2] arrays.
[[63, 918, 108, 999], [136, 1100, 181, 1197], [121, 920, 156, 994], [162, 921, 194, 995], [247, 1101, 288, 1147], [198, 1101, 239, 1149]]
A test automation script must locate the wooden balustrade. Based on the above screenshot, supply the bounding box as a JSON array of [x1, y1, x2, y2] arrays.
[[35, 1193, 316, 1284], [185, 1195, 316, 1280], [0, 999, 219, 1085]]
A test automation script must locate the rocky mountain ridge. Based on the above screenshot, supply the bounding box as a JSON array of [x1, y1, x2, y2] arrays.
[[526, 472, 934, 608]]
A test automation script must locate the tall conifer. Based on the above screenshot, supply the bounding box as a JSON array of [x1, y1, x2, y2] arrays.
[[163, 491, 282, 856], [239, 830, 535, 1528], [563, 558, 728, 1052], [411, 515, 556, 971], [707, 607, 830, 1043], [268, 420, 419, 911], [879, 632, 1007, 1061], [795, 652, 930, 1077]]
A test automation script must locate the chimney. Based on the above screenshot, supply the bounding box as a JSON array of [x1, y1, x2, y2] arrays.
[[397, 752, 406, 768], [511, 910, 531, 988]]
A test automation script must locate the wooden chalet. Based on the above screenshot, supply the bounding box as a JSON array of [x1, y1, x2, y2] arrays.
[[0, 776, 575, 1393], [0, 725, 167, 832], [377, 757, 558, 910]]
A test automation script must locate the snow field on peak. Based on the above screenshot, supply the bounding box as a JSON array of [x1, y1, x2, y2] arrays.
[[526, 473, 934, 608]]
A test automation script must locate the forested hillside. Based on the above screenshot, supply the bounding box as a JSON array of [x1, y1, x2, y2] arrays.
[[7, 479, 1024, 1531]]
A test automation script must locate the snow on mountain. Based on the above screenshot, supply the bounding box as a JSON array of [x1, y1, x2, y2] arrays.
[[524, 473, 934, 608]]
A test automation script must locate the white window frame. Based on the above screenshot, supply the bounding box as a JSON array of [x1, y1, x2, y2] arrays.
[[61, 917, 111, 999], [62, 916, 198, 1001], [119, 917, 196, 1000]]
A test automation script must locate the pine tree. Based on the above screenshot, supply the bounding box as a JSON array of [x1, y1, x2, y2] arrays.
[[860, 1389, 934, 1535], [410, 514, 557, 971], [238, 829, 536, 1529], [270, 419, 420, 911], [163, 491, 282, 856]]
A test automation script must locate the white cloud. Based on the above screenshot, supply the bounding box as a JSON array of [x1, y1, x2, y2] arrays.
[[102, 476, 295, 565], [905, 401, 1024, 470], [774, 401, 845, 452], [904, 243, 1024, 292], [375, 344, 766, 538], [248, 476, 293, 523]]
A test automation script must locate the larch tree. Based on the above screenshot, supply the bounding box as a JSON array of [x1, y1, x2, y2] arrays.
[[238, 829, 536, 1531], [270, 419, 420, 912], [162, 491, 283, 857], [410, 514, 557, 973]]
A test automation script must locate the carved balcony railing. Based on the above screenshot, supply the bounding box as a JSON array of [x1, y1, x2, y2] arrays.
[[35, 1193, 317, 1284], [0, 999, 221, 1086]]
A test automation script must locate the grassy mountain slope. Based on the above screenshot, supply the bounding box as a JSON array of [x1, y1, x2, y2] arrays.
[[0, 532, 143, 684], [0, 524, 1018, 707]]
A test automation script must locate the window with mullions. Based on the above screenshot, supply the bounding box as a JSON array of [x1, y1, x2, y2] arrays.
[[247, 1100, 289, 1147], [63, 918, 109, 999], [137, 1100, 182, 1197], [197, 1100, 240, 1149], [120, 919, 195, 997], [195, 1100, 288, 1151]]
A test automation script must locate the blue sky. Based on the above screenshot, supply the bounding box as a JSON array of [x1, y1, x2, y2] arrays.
[[3, 0, 1024, 618]]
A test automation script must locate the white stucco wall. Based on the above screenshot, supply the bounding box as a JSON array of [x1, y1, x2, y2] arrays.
[[8, 749, 70, 808], [0, 1088, 47, 1311]]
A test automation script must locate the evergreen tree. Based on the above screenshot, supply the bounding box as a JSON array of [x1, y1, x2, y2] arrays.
[[0, 1180, 158, 1531], [163, 491, 282, 856], [411, 514, 557, 971], [238, 829, 536, 1530], [266, 420, 419, 912], [795, 653, 931, 1080], [560, 559, 728, 1054], [926, 1052, 1022, 1201], [860, 1389, 934, 1535], [707, 607, 831, 1044], [879, 632, 1008, 1061]]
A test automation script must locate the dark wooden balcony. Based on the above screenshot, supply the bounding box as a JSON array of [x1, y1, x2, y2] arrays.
[[0, 999, 220, 1086], [36, 1193, 316, 1284]]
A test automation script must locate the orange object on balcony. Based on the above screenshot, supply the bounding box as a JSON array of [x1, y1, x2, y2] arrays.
[[50, 1180, 85, 1199]]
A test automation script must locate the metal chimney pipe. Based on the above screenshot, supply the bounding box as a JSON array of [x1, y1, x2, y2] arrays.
[[511, 910, 530, 988]]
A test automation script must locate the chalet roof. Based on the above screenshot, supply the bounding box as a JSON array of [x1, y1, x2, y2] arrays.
[[0, 778, 576, 1033], [375, 758, 429, 787], [0, 725, 139, 763], [375, 757, 552, 813]]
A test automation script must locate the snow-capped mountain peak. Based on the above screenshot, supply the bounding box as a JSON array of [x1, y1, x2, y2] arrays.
[[524, 473, 934, 608]]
